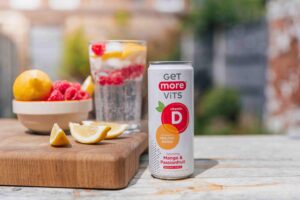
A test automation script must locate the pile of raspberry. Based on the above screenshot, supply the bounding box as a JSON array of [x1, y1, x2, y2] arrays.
[[97, 64, 145, 86], [47, 80, 90, 101]]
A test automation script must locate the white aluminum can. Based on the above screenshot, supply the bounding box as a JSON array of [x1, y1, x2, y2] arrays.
[[148, 61, 194, 179]]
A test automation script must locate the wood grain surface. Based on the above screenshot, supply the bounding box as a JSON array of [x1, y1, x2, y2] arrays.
[[0, 119, 148, 189], [0, 119, 300, 199], [0, 132, 299, 200]]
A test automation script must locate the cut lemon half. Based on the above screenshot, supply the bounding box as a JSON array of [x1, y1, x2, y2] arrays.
[[82, 121, 128, 139], [69, 122, 110, 144], [50, 123, 70, 147], [81, 75, 94, 96]]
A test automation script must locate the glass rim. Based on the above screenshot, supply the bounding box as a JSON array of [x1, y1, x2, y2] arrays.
[[149, 61, 192, 65], [89, 40, 146, 45]]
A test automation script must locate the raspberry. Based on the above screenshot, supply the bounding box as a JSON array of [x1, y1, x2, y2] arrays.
[[72, 92, 80, 100], [47, 90, 64, 101], [53, 80, 71, 94], [98, 76, 107, 85], [65, 87, 78, 100], [91, 43, 105, 56], [106, 76, 113, 85], [99, 70, 125, 86], [78, 90, 90, 100], [82, 93, 90, 99], [121, 68, 129, 79], [122, 66, 133, 79], [138, 64, 145, 74], [72, 82, 81, 90], [132, 64, 145, 78], [111, 71, 124, 86]]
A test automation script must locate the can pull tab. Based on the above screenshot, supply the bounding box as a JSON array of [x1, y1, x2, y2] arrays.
[[172, 111, 182, 124]]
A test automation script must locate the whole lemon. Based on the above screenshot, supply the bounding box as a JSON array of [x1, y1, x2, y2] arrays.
[[13, 69, 52, 101]]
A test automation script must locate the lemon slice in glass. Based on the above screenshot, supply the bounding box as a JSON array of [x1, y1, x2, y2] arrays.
[[69, 122, 110, 144], [50, 123, 70, 147], [101, 51, 123, 60], [81, 75, 94, 96], [122, 43, 146, 59], [82, 121, 128, 139]]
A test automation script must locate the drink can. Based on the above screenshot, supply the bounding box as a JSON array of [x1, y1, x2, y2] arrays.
[[148, 61, 194, 179]]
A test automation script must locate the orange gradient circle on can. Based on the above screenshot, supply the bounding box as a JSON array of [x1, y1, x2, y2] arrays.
[[156, 124, 179, 150]]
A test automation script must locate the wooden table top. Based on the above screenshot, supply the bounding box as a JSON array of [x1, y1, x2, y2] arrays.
[[1, 128, 300, 199]]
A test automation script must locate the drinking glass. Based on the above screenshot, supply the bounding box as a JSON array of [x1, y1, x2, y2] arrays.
[[89, 40, 146, 133]]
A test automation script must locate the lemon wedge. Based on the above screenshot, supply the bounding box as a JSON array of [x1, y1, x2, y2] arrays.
[[82, 121, 128, 139], [50, 123, 70, 147], [81, 75, 94, 96], [69, 122, 110, 144]]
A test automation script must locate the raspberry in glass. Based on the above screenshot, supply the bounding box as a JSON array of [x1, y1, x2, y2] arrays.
[[91, 43, 105, 56]]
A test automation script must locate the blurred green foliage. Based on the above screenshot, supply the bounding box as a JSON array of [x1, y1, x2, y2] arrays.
[[61, 28, 89, 81], [185, 0, 265, 35], [195, 87, 241, 135], [200, 87, 241, 122], [114, 10, 131, 26], [195, 87, 269, 135]]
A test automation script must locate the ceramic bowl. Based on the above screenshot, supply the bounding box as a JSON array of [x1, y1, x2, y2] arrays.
[[12, 99, 93, 133]]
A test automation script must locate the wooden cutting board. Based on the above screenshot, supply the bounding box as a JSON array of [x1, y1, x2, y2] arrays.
[[0, 119, 148, 189]]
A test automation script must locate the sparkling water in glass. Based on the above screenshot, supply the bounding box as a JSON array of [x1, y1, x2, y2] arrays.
[[89, 40, 146, 132]]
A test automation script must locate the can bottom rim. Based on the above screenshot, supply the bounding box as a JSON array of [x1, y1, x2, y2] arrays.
[[151, 173, 193, 180]]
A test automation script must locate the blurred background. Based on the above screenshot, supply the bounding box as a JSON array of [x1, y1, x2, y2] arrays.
[[0, 0, 299, 136]]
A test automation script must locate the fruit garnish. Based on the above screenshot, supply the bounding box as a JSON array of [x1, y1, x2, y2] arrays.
[[98, 75, 122, 86], [82, 121, 128, 139], [122, 43, 146, 59], [47, 90, 64, 101], [97, 64, 144, 86], [98, 76, 107, 86], [50, 123, 70, 147], [81, 75, 94, 96], [13, 69, 52, 101], [91, 43, 105, 56], [121, 64, 144, 79], [110, 71, 124, 85], [69, 122, 110, 144], [101, 51, 123, 60]]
